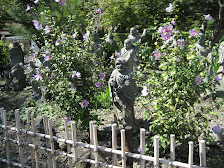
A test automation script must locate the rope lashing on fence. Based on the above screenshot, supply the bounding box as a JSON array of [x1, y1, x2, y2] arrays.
[[0, 108, 207, 168]]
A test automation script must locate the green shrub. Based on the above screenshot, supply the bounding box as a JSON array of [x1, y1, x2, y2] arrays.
[[0, 40, 8, 76]]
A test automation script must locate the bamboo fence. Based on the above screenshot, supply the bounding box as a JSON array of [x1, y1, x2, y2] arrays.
[[0, 107, 207, 168]]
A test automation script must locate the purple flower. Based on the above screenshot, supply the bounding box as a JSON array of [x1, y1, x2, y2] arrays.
[[44, 26, 51, 34], [141, 86, 149, 96], [33, 52, 37, 58], [81, 100, 89, 108], [19, 63, 23, 66], [34, 0, 38, 4], [59, 0, 66, 5], [72, 33, 77, 38], [95, 82, 102, 88], [109, 54, 115, 60], [161, 32, 172, 41], [55, 39, 61, 46], [76, 72, 81, 78], [67, 116, 72, 123], [165, 3, 174, 12], [44, 55, 51, 61], [153, 50, 163, 58], [171, 20, 176, 25], [189, 29, 198, 36], [83, 30, 90, 41], [100, 72, 105, 79], [45, 50, 50, 54], [36, 23, 42, 30], [96, 8, 101, 13], [32, 20, 39, 27], [215, 75, 221, 82], [212, 124, 221, 134], [204, 14, 213, 20], [55, 0, 60, 2], [72, 71, 76, 78], [164, 25, 174, 33], [34, 73, 42, 81], [115, 50, 121, 58], [195, 75, 202, 85], [141, 76, 146, 80], [138, 146, 141, 153], [26, 5, 31, 11], [157, 27, 164, 34]]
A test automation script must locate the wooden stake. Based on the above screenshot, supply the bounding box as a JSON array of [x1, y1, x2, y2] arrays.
[[3, 109, 11, 168], [43, 116, 52, 168], [48, 119, 56, 168], [64, 118, 72, 168], [170, 134, 175, 168], [93, 125, 99, 167], [121, 129, 126, 168], [89, 121, 94, 168], [112, 123, 117, 166], [199, 140, 206, 167], [31, 114, 39, 168], [140, 128, 145, 168], [154, 135, 159, 167], [15, 109, 25, 168], [26, 112, 31, 130], [125, 126, 133, 168], [188, 141, 193, 168], [72, 122, 80, 168], [0, 107, 4, 125]]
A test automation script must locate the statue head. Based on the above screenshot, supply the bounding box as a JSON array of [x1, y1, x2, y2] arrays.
[[124, 39, 132, 49], [130, 27, 138, 36], [115, 58, 126, 73]]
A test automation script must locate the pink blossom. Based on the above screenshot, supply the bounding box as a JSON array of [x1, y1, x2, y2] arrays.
[[59, 0, 66, 5], [115, 50, 121, 57], [55, 0, 60, 2], [26, 5, 31, 11], [109, 54, 115, 60], [67, 116, 72, 123], [44, 26, 51, 34], [153, 50, 163, 58], [76, 72, 81, 78], [34, 0, 38, 4], [141, 86, 149, 96], [161, 32, 172, 41], [96, 8, 101, 13], [195, 75, 202, 85], [165, 3, 173, 12], [45, 50, 50, 54], [83, 30, 90, 41], [204, 14, 213, 20], [55, 39, 61, 46], [177, 39, 185, 47], [44, 55, 51, 61], [164, 25, 173, 33], [34, 73, 42, 81], [189, 29, 198, 36], [171, 20, 176, 25], [215, 75, 221, 82], [72, 33, 77, 38], [95, 82, 102, 88], [138, 146, 141, 153], [33, 53, 37, 58], [81, 100, 89, 108], [100, 72, 105, 79], [212, 124, 221, 134], [32, 20, 39, 27], [36, 23, 42, 30], [157, 27, 164, 34]]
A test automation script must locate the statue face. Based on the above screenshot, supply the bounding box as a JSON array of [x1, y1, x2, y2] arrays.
[[124, 40, 132, 49]]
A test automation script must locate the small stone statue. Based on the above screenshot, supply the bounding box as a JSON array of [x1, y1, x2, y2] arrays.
[[217, 41, 224, 79], [109, 58, 136, 126], [120, 39, 139, 73], [128, 27, 147, 45]]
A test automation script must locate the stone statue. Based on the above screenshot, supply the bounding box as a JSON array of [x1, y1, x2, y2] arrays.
[[108, 58, 136, 126], [4, 42, 26, 90], [120, 39, 139, 73], [217, 41, 224, 79]]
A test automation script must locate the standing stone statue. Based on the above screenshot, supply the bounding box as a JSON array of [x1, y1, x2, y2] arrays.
[[217, 41, 224, 79], [109, 58, 137, 126], [4, 42, 26, 90], [120, 39, 139, 73]]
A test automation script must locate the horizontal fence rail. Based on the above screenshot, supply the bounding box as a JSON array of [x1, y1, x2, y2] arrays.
[[0, 107, 207, 168]]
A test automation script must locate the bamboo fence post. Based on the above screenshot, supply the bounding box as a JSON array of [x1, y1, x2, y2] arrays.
[[15, 109, 25, 168], [188, 141, 193, 168], [31, 114, 39, 168], [64, 117, 72, 168], [199, 140, 206, 167], [170, 134, 175, 168], [125, 126, 133, 168], [112, 123, 117, 166], [43, 115, 52, 168], [72, 122, 80, 168], [93, 125, 99, 167], [140, 128, 145, 168], [89, 121, 94, 168], [121, 129, 126, 168], [0, 107, 4, 124], [26, 113, 34, 168], [48, 119, 56, 168], [154, 135, 159, 168], [2, 109, 11, 168], [26, 112, 31, 130]]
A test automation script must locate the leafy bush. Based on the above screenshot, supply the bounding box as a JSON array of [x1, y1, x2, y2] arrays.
[[0, 40, 8, 76]]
